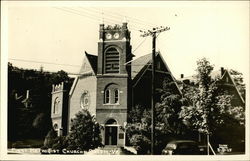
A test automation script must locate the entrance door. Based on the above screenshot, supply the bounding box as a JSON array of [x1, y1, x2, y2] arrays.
[[105, 126, 117, 145]]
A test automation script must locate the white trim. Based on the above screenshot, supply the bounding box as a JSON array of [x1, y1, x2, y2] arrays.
[[104, 89, 111, 104], [69, 76, 79, 97], [114, 89, 119, 104], [223, 70, 245, 104], [157, 52, 183, 95]]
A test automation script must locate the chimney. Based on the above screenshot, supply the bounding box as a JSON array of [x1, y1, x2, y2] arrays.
[[221, 67, 224, 76], [180, 74, 184, 78]]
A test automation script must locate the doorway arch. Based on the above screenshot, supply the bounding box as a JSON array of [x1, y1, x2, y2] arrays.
[[105, 119, 118, 145]]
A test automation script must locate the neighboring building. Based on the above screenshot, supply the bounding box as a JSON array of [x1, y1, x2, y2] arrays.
[[178, 67, 245, 107], [50, 22, 180, 147]]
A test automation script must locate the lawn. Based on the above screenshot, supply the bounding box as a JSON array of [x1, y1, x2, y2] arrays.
[[8, 139, 44, 148]]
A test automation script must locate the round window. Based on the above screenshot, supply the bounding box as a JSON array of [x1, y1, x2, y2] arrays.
[[80, 91, 90, 109]]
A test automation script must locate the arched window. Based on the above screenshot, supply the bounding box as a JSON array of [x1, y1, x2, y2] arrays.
[[104, 84, 120, 105], [53, 123, 58, 136], [104, 89, 110, 104], [105, 47, 119, 73], [80, 91, 90, 109], [114, 89, 119, 104], [53, 123, 58, 130], [53, 97, 59, 114]]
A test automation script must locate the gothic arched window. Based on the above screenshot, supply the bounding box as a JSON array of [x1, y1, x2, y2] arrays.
[[53, 123, 59, 136], [105, 47, 119, 73], [53, 97, 59, 114]]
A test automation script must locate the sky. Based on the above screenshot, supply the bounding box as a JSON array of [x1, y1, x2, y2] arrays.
[[2, 1, 249, 82]]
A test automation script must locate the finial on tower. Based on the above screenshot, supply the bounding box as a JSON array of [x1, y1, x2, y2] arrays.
[[122, 17, 128, 29], [100, 18, 104, 25], [99, 11, 104, 25], [122, 17, 127, 23]]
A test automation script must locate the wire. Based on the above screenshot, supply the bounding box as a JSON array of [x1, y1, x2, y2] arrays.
[[54, 7, 145, 32], [132, 37, 148, 53], [53, 7, 101, 24], [82, 7, 154, 29], [82, 7, 148, 30], [9, 58, 81, 67], [90, 7, 156, 28]]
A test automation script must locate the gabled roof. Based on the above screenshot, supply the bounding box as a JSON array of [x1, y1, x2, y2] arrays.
[[178, 70, 223, 83], [131, 52, 182, 95], [79, 52, 97, 74], [178, 69, 245, 105], [78, 52, 179, 92], [78, 52, 155, 79], [85, 52, 97, 74], [131, 53, 152, 79]]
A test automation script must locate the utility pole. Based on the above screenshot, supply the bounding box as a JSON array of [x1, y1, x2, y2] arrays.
[[140, 26, 170, 155]]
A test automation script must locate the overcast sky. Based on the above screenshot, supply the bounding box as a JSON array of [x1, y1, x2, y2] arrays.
[[2, 1, 249, 82]]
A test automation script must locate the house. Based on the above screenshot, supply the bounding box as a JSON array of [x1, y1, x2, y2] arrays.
[[50, 21, 180, 147], [178, 67, 245, 107]]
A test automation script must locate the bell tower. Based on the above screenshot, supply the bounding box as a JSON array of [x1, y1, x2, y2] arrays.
[[96, 21, 133, 147], [97, 21, 132, 75]]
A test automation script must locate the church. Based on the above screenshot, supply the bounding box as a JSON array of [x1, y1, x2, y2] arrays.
[[50, 21, 181, 147]]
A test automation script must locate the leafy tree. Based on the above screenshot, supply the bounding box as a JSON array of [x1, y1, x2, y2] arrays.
[[8, 63, 73, 142], [126, 78, 187, 154], [179, 58, 245, 150], [126, 108, 151, 154], [66, 109, 102, 151]]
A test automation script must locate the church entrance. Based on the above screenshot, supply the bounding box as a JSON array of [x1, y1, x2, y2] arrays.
[[105, 119, 118, 145]]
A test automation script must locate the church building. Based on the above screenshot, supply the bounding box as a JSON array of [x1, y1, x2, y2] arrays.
[[50, 21, 181, 147]]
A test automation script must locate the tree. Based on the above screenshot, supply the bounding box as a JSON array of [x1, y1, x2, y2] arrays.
[[179, 58, 245, 152], [8, 63, 73, 143], [66, 109, 102, 151], [126, 78, 187, 154], [126, 108, 151, 154], [32, 113, 52, 138]]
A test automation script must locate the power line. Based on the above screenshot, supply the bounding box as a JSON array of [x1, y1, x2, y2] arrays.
[[80, 7, 146, 31], [132, 37, 148, 53], [9, 58, 81, 67], [82, 7, 154, 29], [54, 7, 145, 32], [90, 7, 156, 28], [80, 7, 148, 31], [53, 7, 101, 24]]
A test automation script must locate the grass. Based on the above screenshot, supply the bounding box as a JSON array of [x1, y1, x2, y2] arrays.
[[8, 139, 44, 148]]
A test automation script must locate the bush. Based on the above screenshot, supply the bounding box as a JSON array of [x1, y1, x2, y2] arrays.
[[130, 134, 151, 154], [66, 109, 102, 151], [43, 129, 57, 148], [51, 136, 68, 151]]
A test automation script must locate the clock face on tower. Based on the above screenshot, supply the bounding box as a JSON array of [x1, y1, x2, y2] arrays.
[[114, 33, 119, 39], [105, 33, 112, 39]]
